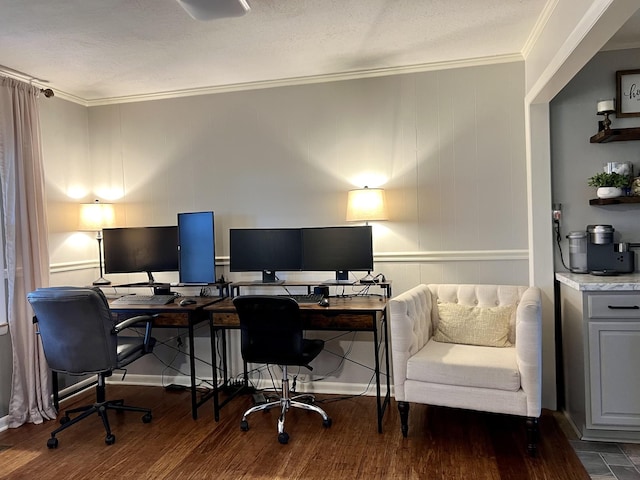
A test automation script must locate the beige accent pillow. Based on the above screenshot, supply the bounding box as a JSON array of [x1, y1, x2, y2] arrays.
[[434, 302, 514, 347]]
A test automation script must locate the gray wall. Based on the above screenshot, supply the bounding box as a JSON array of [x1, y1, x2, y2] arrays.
[[551, 48, 640, 260]]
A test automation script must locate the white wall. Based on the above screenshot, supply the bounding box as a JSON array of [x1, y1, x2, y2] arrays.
[[35, 61, 538, 402]]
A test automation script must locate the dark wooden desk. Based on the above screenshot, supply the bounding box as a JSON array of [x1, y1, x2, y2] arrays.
[[206, 296, 391, 432], [109, 296, 223, 419], [230, 280, 392, 298]]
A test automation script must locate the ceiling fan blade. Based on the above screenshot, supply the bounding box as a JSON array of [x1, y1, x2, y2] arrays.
[[177, 0, 250, 21]]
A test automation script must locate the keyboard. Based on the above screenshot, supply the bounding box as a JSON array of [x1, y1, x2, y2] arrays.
[[279, 294, 324, 304], [111, 294, 177, 305]]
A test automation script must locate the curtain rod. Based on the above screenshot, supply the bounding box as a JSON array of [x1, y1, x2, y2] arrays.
[[0, 64, 55, 98]]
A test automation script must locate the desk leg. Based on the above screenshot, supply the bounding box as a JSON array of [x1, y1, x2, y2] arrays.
[[188, 322, 198, 420], [212, 327, 229, 422], [210, 319, 219, 421], [372, 315, 383, 433], [381, 309, 391, 429], [373, 309, 391, 434], [52, 371, 59, 411]]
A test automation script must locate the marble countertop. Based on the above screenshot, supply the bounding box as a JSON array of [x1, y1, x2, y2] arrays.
[[556, 271, 640, 291]]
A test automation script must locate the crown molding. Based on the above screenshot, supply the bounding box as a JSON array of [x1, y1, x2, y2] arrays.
[[521, 0, 560, 60], [83, 53, 523, 107]]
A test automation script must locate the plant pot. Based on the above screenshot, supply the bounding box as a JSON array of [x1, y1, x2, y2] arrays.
[[596, 187, 622, 199]]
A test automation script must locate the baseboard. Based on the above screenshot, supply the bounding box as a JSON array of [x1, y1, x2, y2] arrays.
[[105, 374, 390, 398], [0, 414, 8, 433], [3, 376, 394, 431]]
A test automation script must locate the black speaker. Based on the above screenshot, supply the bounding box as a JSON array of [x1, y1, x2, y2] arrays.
[[314, 286, 329, 297]]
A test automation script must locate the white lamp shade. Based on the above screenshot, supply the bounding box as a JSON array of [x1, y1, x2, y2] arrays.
[[346, 187, 388, 222], [177, 0, 250, 20], [79, 202, 115, 231]]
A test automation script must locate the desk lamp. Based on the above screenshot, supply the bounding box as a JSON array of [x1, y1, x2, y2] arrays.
[[346, 186, 388, 225], [346, 186, 388, 282], [79, 200, 115, 286]]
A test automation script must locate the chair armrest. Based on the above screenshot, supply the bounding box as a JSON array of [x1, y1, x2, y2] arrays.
[[114, 314, 156, 353], [113, 314, 155, 333], [515, 286, 542, 417]]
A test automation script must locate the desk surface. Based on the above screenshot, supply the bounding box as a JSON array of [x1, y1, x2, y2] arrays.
[[109, 296, 222, 312], [206, 295, 387, 313], [207, 296, 387, 331]]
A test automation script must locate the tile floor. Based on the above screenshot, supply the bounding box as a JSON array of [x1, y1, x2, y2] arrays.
[[553, 411, 640, 479], [553, 411, 640, 480], [570, 439, 640, 480]]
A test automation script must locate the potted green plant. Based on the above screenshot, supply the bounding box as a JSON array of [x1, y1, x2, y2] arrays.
[[587, 171, 630, 199]]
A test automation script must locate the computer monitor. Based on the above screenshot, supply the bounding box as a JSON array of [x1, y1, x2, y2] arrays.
[[301, 226, 373, 282], [229, 228, 302, 283], [103, 226, 179, 285], [178, 211, 216, 284]]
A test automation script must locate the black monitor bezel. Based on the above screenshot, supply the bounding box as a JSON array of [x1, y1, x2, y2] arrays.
[[229, 228, 303, 281], [301, 226, 374, 277], [102, 226, 179, 279]]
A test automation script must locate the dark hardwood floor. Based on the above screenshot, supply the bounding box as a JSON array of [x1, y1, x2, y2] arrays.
[[0, 385, 588, 479]]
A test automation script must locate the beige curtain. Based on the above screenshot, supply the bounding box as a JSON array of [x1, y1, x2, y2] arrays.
[[0, 76, 56, 427]]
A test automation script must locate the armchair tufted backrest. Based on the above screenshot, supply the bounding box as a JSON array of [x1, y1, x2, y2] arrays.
[[428, 284, 529, 345]]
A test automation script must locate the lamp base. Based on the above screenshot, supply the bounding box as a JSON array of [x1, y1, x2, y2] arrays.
[[92, 277, 111, 286]]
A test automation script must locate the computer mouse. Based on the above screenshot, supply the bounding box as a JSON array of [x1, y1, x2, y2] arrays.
[[179, 298, 197, 306], [318, 297, 330, 307]]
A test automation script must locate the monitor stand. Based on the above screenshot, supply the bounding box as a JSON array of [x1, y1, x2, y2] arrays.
[[251, 270, 284, 285], [323, 270, 354, 285], [121, 272, 172, 293]]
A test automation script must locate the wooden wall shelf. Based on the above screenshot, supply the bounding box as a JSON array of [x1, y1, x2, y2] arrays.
[[590, 127, 640, 143], [589, 196, 640, 205]]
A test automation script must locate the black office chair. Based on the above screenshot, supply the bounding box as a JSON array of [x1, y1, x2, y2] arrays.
[[26, 286, 156, 449], [233, 295, 332, 444]]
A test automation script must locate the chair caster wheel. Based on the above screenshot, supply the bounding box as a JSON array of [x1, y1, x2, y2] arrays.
[[278, 432, 289, 444], [142, 413, 152, 423], [105, 434, 116, 445], [59, 415, 70, 425], [323, 418, 332, 428], [47, 437, 58, 449], [240, 420, 249, 431]]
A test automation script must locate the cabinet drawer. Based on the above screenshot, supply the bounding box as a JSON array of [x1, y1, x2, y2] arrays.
[[588, 294, 640, 319]]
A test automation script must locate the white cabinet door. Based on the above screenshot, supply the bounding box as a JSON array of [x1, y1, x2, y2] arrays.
[[588, 321, 640, 428]]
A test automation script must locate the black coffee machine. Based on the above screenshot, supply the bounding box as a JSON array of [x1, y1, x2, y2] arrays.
[[586, 225, 635, 274]]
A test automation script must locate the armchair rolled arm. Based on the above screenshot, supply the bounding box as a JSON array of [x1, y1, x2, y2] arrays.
[[389, 284, 433, 401], [515, 286, 542, 417]]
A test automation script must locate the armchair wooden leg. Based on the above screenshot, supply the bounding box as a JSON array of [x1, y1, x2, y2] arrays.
[[398, 401, 409, 437], [526, 416, 539, 457]]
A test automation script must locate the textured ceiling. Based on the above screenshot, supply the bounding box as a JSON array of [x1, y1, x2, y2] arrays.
[[0, 1, 637, 104]]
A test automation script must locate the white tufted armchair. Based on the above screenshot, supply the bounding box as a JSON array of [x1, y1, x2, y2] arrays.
[[389, 284, 542, 455]]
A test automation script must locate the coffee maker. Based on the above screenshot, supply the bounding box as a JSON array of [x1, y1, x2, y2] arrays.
[[586, 225, 635, 274]]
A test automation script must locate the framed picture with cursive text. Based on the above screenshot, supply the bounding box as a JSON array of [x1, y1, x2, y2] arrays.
[[616, 69, 640, 117]]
